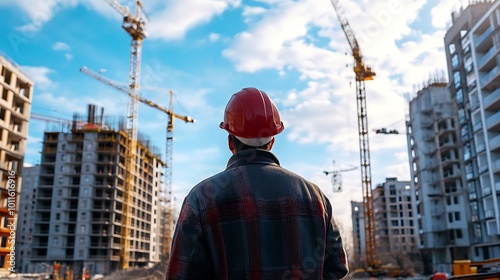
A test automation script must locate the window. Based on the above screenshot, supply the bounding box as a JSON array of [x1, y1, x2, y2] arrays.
[[449, 43, 456, 54], [458, 109, 466, 124], [2, 88, 7, 100], [454, 71, 461, 88], [55, 225, 59, 232], [465, 163, 474, 180], [0, 107, 5, 120], [80, 225, 85, 233], [455, 88, 464, 104], [451, 54, 459, 69], [455, 212, 461, 221], [56, 213, 60, 220], [53, 237, 59, 245], [464, 143, 471, 160], [461, 125, 469, 140]]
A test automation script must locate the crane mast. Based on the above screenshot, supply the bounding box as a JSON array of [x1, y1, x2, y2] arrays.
[[79, 66, 195, 257], [104, 0, 148, 269], [329, 0, 377, 270]]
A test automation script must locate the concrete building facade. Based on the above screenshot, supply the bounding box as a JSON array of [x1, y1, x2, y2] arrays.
[[373, 178, 419, 262], [28, 106, 165, 278], [350, 201, 365, 268], [0, 54, 33, 273], [16, 165, 40, 273], [444, 0, 500, 261], [407, 83, 471, 274]]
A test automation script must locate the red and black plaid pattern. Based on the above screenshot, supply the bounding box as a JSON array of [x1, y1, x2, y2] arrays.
[[167, 150, 348, 280]]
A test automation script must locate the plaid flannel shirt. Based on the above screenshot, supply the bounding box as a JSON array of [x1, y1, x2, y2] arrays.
[[167, 149, 348, 280]]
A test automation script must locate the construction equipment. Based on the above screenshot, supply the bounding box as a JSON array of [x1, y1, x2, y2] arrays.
[[80, 66, 195, 256], [323, 160, 357, 192], [329, 0, 378, 272], [103, 0, 148, 269]]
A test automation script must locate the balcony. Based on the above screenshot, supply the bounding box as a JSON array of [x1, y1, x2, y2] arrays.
[[484, 88, 500, 111], [473, 122, 483, 133], [478, 45, 498, 71], [486, 111, 500, 132], [490, 135, 500, 152], [481, 66, 500, 89], [475, 27, 492, 49], [483, 187, 492, 197], [476, 143, 486, 153], [485, 209, 495, 219]]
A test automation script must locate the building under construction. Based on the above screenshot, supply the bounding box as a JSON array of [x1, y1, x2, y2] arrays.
[[0, 53, 33, 273], [28, 105, 166, 278]]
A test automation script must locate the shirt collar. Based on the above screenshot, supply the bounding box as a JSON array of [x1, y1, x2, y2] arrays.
[[226, 149, 280, 169]]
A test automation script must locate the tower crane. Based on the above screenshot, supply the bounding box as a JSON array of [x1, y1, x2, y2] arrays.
[[323, 160, 357, 192], [329, 0, 378, 272], [79, 66, 195, 256], [104, 0, 148, 269]]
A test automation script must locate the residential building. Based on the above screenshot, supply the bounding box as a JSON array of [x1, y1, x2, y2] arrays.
[[29, 105, 165, 278], [407, 83, 470, 274], [16, 165, 40, 273], [0, 53, 33, 272], [373, 178, 419, 264], [350, 201, 365, 269], [444, 0, 500, 261]]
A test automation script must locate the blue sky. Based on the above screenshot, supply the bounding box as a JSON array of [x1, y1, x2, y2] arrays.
[[1, 0, 463, 239]]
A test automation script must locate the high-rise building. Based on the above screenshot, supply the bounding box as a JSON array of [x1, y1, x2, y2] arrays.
[[443, 0, 500, 261], [373, 178, 418, 264], [16, 165, 40, 273], [28, 105, 165, 278], [0, 53, 33, 272], [350, 201, 365, 268], [407, 83, 470, 274]]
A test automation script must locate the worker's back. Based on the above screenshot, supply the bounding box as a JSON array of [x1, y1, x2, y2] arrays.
[[167, 149, 348, 280]]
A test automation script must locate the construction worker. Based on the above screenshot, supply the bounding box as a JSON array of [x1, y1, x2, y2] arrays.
[[166, 87, 348, 280]]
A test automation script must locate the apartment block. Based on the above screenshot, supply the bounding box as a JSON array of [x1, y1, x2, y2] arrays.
[[0, 54, 33, 272], [373, 178, 419, 263], [28, 105, 165, 278], [407, 83, 471, 274], [444, 0, 500, 260], [350, 201, 365, 268], [16, 165, 40, 273]]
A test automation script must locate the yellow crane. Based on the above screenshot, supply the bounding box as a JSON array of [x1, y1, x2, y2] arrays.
[[79, 66, 195, 256], [329, 0, 378, 272], [103, 0, 148, 268]]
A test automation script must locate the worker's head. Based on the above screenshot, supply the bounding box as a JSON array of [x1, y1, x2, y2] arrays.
[[220, 87, 284, 153]]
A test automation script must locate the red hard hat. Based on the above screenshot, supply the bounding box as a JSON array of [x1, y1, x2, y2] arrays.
[[219, 87, 284, 142]]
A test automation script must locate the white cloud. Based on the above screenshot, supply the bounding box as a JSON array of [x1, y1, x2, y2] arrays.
[[431, 0, 462, 29], [65, 53, 73, 60], [208, 33, 221, 42], [52, 41, 70, 51], [4, 0, 78, 33], [148, 0, 241, 40], [21, 66, 54, 90]]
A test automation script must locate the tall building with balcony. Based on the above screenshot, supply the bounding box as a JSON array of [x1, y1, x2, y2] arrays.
[[373, 178, 419, 269], [444, 0, 500, 261], [29, 105, 165, 278], [407, 83, 470, 274], [0, 54, 33, 272]]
